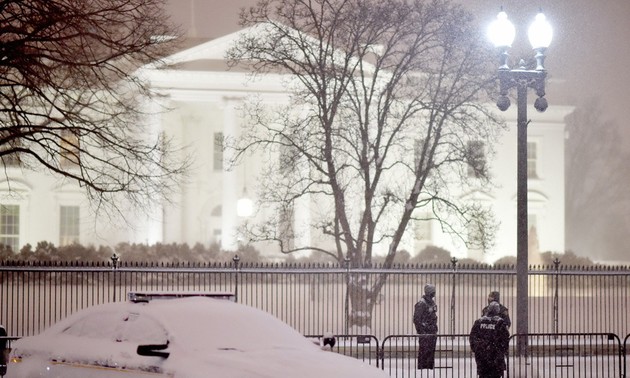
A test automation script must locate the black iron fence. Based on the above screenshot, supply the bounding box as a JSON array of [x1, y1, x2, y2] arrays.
[[1, 259, 630, 340]]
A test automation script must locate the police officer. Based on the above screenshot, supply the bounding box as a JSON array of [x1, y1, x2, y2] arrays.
[[481, 291, 511, 329], [0, 325, 7, 376], [413, 283, 438, 369], [470, 301, 510, 378]]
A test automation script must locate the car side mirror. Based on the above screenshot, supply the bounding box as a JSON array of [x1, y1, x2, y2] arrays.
[[137, 343, 170, 359]]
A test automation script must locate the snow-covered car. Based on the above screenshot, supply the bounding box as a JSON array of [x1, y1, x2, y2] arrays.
[[5, 296, 388, 378]]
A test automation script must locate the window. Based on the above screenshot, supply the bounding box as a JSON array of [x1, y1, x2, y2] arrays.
[[211, 205, 222, 216], [211, 205, 222, 244], [0, 152, 21, 167], [60, 129, 80, 167], [278, 204, 294, 250], [528, 214, 538, 235], [466, 141, 486, 178], [213, 132, 223, 171], [0, 204, 20, 252], [527, 141, 538, 178], [213, 229, 222, 244], [279, 144, 297, 175], [466, 221, 484, 260], [63, 310, 168, 344], [414, 138, 432, 174], [60, 205, 80, 246], [0, 131, 22, 167], [414, 213, 432, 241]]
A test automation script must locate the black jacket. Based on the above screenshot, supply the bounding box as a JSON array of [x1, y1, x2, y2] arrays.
[[413, 294, 438, 334], [481, 302, 511, 328], [469, 315, 510, 374]]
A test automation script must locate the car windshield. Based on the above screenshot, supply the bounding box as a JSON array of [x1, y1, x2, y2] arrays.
[[62, 310, 168, 344]]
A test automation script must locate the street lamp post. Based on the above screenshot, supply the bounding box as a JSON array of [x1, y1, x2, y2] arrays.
[[488, 9, 552, 354]]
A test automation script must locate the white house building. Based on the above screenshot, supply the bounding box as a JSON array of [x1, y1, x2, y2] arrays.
[[0, 28, 573, 263]]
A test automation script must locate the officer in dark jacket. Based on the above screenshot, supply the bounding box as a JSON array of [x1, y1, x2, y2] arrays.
[[481, 291, 511, 329], [413, 284, 438, 369], [0, 325, 7, 376], [470, 301, 510, 378]]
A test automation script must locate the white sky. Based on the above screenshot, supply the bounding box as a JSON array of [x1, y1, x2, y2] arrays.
[[167, 0, 630, 146]]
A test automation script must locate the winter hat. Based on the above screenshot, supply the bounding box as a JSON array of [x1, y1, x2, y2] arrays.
[[489, 291, 500, 302], [485, 301, 501, 316], [424, 284, 436, 296]]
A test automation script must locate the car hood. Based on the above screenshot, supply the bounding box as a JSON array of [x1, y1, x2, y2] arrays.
[[167, 347, 387, 378]]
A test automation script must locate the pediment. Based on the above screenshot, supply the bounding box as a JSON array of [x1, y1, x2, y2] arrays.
[[459, 189, 495, 202], [148, 22, 377, 76], [0, 178, 32, 192], [0, 178, 32, 202], [151, 25, 262, 70], [510, 190, 549, 203]]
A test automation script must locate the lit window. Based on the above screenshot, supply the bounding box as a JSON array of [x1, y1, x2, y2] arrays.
[[60, 206, 80, 246], [527, 141, 538, 178], [0, 204, 20, 252], [213, 132, 223, 171], [60, 129, 80, 167]]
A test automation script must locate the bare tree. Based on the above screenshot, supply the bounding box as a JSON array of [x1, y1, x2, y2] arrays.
[[228, 0, 502, 331], [565, 100, 630, 260], [0, 0, 189, 219]]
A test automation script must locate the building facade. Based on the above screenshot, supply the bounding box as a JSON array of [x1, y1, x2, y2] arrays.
[[0, 28, 573, 263]]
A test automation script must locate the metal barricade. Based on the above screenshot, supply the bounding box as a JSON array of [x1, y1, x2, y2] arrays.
[[507, 333, 624, 378], [377, 333, 625, 378], [2, 330, 629, 377], [623, 333, 629, 378], [305, 334, 380, 367], [380, 334, 477, 378]]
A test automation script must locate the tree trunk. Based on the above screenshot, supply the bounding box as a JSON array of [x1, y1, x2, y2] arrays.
[[347, 272, 376, 334]]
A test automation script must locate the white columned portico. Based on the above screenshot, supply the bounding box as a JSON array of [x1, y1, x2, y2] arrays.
[[138, 97, 165, 244], [221, 97, 240, 251], [293, 156, 311, 255]]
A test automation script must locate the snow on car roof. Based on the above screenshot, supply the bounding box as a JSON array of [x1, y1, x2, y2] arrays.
[[34, 297, 312, 350], [137, 296, 315, 350]]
